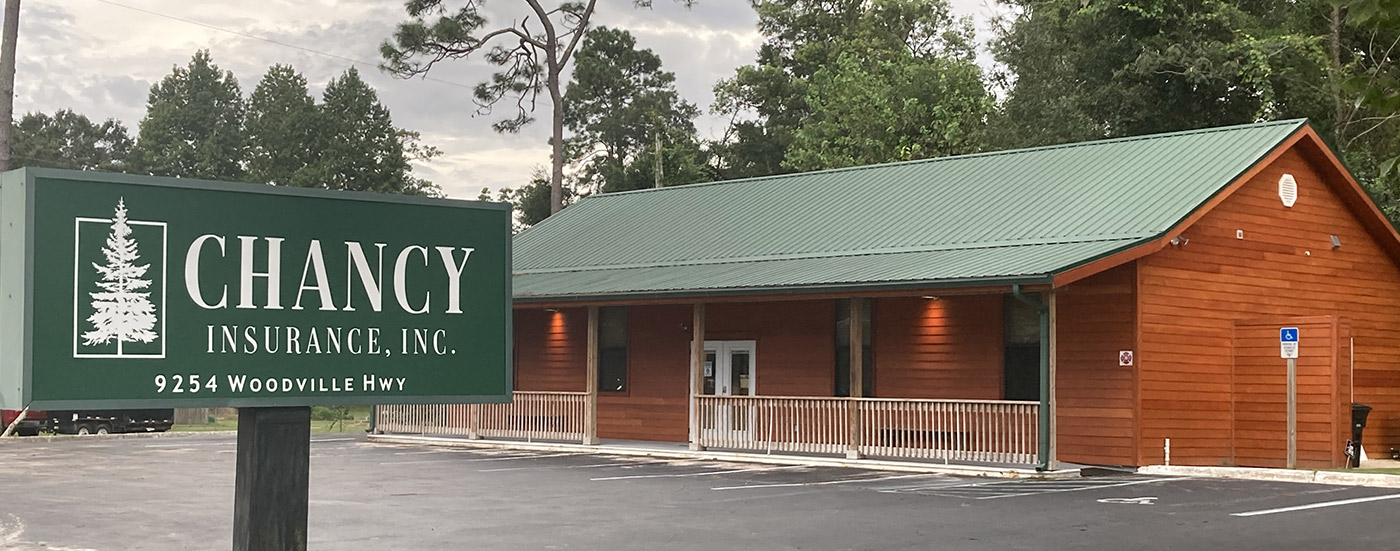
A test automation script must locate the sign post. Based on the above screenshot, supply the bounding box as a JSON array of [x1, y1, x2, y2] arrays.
[[1280, 327, 1299, 469], [0, 168, 512, 549]]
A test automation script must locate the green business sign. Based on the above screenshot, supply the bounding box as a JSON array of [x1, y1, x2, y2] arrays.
[[0, 168, 511, 409]]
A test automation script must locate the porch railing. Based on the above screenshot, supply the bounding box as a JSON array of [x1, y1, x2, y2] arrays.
[[375, 391, 588, 443], [696, 396, 1039, 465]]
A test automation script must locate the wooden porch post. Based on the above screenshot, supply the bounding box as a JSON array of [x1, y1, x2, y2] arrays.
[[584, 306, 600, 445], [689, 303, 706, 451], [1048, 292, 1058, 470], [847, 298, 865, 459]]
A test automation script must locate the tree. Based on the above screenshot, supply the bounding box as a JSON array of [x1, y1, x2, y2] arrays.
[[11, 109, 133, 171], [131, 50, 247, 181], [1310, 1, 1400, 221], [0, 0, 22, 172], [711, 0, 987, 177], [246, 64, 322, 187], [785, 36, 991, 170], [381, 0, 691, 217], [83, 198, 157, 354], [564, 27, 704, 193], [986, 1, 1400, 223], [987, 0, 1320, 149], [479, 167, 569, 231], [312, 67, 442, 196]]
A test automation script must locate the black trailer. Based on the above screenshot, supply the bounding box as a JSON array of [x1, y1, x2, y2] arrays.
[[47, 409, 175, 435]]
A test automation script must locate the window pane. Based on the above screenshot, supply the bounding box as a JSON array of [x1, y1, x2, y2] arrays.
[[598, 307, 627, 392], [835, 299, 874, 397], [1004, 295, 1041, 345]]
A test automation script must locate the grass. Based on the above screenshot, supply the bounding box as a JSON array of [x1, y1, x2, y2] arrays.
[[1340, 467, 1400, 475], [171, 405, 373, 434]]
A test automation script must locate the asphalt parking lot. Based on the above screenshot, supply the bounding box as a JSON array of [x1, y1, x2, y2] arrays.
[[2, 434, 1399, 550]]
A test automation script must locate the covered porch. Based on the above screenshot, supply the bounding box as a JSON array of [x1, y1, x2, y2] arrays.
[[376, 286, 1073, 470]]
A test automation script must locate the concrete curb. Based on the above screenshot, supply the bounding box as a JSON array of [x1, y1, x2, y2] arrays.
[[1140, 465, 1400, 488], [367, 434, 1079, 479], [0, 430, 239, 444]]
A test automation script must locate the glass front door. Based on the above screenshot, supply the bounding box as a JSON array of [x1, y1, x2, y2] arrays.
[[698, 340, 756, 441]]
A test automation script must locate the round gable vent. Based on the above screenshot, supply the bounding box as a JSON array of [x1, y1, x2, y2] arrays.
[[1279, 174, 1298, 208]]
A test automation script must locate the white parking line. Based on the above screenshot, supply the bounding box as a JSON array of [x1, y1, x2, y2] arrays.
[[377, 452, 576, 466], [480, 461, 662, 473], [1232, 493, 1400, 517], [976, 477, 1179, 500], [592, 465, 805, 481], [144, 437, 352, 448], [711, 473, 937, 491]]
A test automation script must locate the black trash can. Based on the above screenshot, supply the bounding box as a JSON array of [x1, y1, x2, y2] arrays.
[[1348, 403, 1373, 468]]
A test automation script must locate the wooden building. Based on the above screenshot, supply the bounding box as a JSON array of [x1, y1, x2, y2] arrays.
[[379, 120, 1400, 469]]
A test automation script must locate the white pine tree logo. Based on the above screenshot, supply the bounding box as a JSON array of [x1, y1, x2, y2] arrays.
[[82, 198, 159, 354]]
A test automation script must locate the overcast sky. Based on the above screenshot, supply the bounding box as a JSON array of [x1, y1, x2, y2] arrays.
[[17, 0, 1007, 199]]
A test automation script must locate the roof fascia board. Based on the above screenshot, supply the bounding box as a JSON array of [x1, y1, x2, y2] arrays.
[[1051, 122, 1309, 288]]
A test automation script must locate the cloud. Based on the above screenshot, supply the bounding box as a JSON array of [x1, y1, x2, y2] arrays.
[[18, 0, 1000, 199]]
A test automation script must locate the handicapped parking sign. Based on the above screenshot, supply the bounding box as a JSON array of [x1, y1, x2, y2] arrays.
[[1280, 327, 1299, 359]]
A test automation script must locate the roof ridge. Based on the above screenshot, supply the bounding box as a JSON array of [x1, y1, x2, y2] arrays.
[[585, 119, 1309, 200], [515, 234, 1150, 275]]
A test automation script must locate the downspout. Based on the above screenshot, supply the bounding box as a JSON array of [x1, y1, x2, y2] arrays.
[[1012, 284, 1051, 472]]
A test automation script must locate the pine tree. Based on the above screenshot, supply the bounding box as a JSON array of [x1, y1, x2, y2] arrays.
[[83, 198, 158, 354]]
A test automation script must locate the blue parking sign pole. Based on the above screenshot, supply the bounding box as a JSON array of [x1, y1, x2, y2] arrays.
[[1281, 327, 1298, 469]]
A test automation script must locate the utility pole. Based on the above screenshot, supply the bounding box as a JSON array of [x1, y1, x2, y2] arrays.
[[654, 131, 663, 188], [0, 0, 20, 172]]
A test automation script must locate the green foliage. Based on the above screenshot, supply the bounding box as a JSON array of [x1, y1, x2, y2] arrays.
[[311, 405, 347, 421], [130, 53, 441, 196], [11, 109, 133, 171], [312, 67, 442, 196], [986, 0, 1400, 225], [786, 48, 991, 171], [131, 50, 248, 181], [1331, 0, 1400, 185], [712, 0, 990, 176], [564, 27, 706, 193], [246, 64, 323, 187], [479, 167, 570, 231], [989, 0, 1321, 148]]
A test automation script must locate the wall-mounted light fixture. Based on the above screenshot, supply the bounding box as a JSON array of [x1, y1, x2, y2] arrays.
[[921, 295, 940, 300], [1169, 235, 1189, 246], [545, 308, 560, 313], [1331, 235, 1342, 249]]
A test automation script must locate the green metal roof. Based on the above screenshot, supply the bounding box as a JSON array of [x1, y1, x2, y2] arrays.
[[514, 119, 1308, 301]]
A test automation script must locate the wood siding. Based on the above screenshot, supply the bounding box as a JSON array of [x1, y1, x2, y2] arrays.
[[873, 295, 1003, 400], [598, 304, 691, 441], [707, 301, 835, 397], [512, 307, 585, 392], [1137, 146, 1400, 467], [1055, 264, 1137, 466], [595, 300, 836, 441], [1231, 318, 1344, 469]]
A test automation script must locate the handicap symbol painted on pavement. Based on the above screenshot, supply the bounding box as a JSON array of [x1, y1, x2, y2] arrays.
[[1097, 497, 1157, 505]]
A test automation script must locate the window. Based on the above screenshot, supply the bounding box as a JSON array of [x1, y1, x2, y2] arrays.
[[1003, 295, 1041, 401], [835, 298, 874, 397], [598, 307, 628, 392]]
